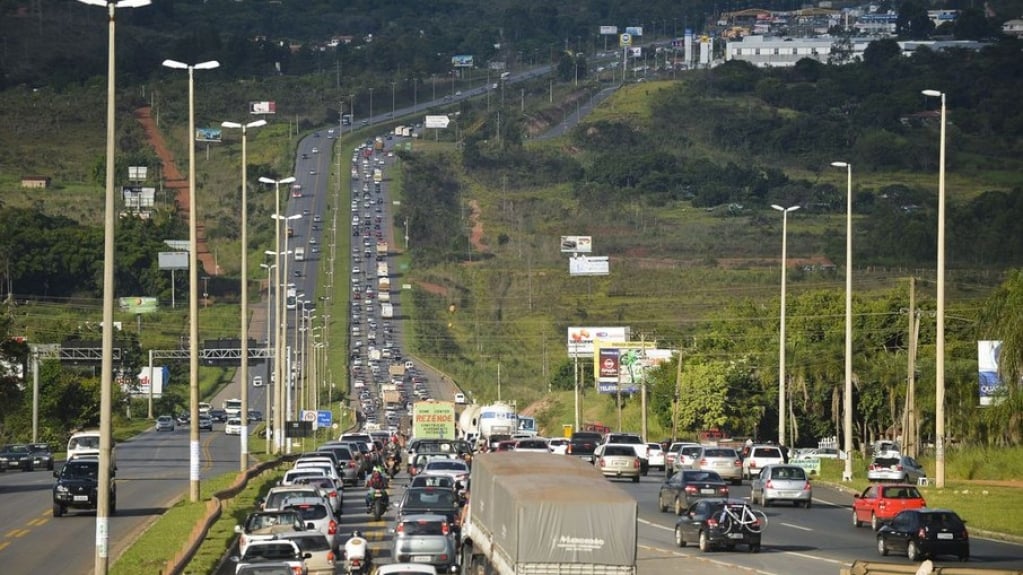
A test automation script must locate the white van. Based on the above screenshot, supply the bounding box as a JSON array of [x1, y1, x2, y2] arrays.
[[67, 430, 116, 469]]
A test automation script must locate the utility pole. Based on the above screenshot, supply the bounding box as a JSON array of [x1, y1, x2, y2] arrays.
[[904, 278, 920, 459]]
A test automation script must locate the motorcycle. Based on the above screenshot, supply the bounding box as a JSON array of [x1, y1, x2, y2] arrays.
[[368, 488, 388, 520], [385, 456, 400, 479], [343, 536, 370, 575]]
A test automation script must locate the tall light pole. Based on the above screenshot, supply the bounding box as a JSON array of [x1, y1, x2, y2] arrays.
[[832, 161, 855, 482], [259, 175, 295, 452], [391, 80, 396, 118], [77, 1, 150, 573], [923, 89, 947, 489], [260, 262, 275, 453], [349, 93, 355, 134], [222, 118, 266, 470], [772, 204, 800, 447], [162, 56, 220, 503], [369, 87, 374, 125]]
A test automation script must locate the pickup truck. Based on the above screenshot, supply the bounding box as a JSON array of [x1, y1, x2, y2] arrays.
[[566, 431, 603, 464]]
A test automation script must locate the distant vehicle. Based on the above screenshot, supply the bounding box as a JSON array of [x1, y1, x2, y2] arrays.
[[658, 470, 729, 514], [198, 414, 214, 431], [742, 445, 787, 480], [876, 508, 969, 562], [252, 376, 263, 387], [500, 72, 511, 80], [311, 147, 319, 154], [155, 415, 176, 432], [225, 418, 243, 435], [391, 514, 459, 571], [291, 184, 303, 198], [867, 454, 927, 484], [597, 444, 641, 482], [453, 393, 466, 404]]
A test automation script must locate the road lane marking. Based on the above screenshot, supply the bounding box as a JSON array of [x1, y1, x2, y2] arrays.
[[638, 518, 673, 531], [27, 517, 48, 527], [7, 528, 29, 537], [0, 541, 9, 552], [780, 522, 813, 531]]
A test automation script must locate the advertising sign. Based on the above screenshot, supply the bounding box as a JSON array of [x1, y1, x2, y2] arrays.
[[451, 55, 474, 68], [600, 25, 619, 35], [978, 340, 1004, 406], [412, 401, 457, 439], [625, 26, 644, 36], [594, 342, 668, 394], [132, 366, 169, 397], [598, 348, 620, 379], [569, 254, 609, 276], [630, 47, 643, 58], [567, 326, 630, 358], [425, 115, 450, 129], [195, 127, 222, 142], [119, 296, 159, 314], [249, 101, 277, 114], [560, 235, 592, 253], [158, 251, 189, 270]]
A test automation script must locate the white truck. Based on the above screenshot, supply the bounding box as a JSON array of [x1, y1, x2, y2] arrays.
[[377, 262, 389, 278], [295, 247, 305, 261], [460, 453, 637, 575], [381, 303, 394, 319]]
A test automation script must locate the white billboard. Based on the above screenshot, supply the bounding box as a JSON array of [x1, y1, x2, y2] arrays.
[[600, 25, 619, 34], [425, 115, 450, 128], [567, 326, 630, 358], [158, 251, 189, 270], [249, 101, 277, 114], [569, 254, 609, 276], [560, 235, 592, 253]]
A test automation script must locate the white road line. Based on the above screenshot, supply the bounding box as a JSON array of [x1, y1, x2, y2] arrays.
[[780, 522, 813, 531], [639, 518, 673, 531]]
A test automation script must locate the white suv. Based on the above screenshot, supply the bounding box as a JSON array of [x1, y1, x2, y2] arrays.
[[742, 445, 787, 480]]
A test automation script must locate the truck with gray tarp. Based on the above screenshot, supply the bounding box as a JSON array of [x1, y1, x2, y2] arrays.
[[460, 452, 637, 575]]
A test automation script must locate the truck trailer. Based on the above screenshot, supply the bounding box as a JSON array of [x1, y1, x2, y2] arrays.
[[460, 453, 637, 575]]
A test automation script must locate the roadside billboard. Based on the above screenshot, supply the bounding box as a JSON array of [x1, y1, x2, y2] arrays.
[[560, 235, 592, 253], [425, 115, 450, 128], [119, 297, 159, 314], [159, 251, 189, 270], [593, 341, 669, 394], [451, 55, 474, 68], [567, 326, 629, 358], [626, 26, 644, 36], [600, 25, 619, 35], [132, 366, 169, 397], [249, 101, 277, 114], [569, 254, 609, 276], [978, 340, 1004, 406], [195, 127, 221, 142]]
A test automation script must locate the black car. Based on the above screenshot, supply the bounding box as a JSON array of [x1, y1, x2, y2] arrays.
[[209, 409, 228, 423], [0, 443, 34, 471], [52, 456, 116, 517], [27, 443, 55, 471], [877, 508, 970, 562], [396, 487, 461, 526], [674, 498, 763, 553], [659, 470, 730, 515]]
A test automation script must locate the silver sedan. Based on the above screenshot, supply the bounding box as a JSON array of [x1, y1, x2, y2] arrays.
[[750, 464, 813, 508]]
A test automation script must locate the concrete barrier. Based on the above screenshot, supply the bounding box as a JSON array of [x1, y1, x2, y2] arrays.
[[840, 560, 1023, 575]]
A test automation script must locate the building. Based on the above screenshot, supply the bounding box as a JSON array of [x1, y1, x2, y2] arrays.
[[20, 176, 51, 189], [725, 36, 835, 67]]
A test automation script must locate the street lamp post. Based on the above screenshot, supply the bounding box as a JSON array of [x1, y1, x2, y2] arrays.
[[369, 88, 374, 125], [923, 89, 947, 489], [832, 161, 855, 481], [771, 204, 800, 447], [260, 262, 275, 453], [162, 56, 220, 503], [349, 93, 355, 135], [259, 175, 295, 453], [222, 118, 266, 470], [391, 80, 396, 119], [76, 1, 151, 572]]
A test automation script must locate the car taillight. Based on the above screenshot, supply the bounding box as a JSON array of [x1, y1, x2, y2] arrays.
[[348, 461, 356, 468], [748, 461, 757, 469], [699, 458, 708, 466], [765, 480, 773, 489], [291, 567, 303, 575], [734, 459, 742, 467], [395, 523, 405, 534], [685, 485, 698, 494], [598, 458, 606, 467], [326, 550, 336, 564], [719, 487, 729, 495], [707, 517, 719, 528], [351, 559, 362, 567], [329, 490, 338, 498], [567, 445, 573, 454], [441, 522, 450, 535], [634, 458, 641, 468], [918, 528, 926, 539], [329, 520, 337, 534], [803, 482, 811, 491]]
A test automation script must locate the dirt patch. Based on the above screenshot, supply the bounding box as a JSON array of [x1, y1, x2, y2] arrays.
[[519, 396, 554, 418], [134, 106, 216, 275], [418, 282, 449, 297], [468, 199, 487, 253]]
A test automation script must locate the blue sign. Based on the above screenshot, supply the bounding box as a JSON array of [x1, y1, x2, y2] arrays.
[[597, 382, 639, 394], [317, 410, 333, 428]]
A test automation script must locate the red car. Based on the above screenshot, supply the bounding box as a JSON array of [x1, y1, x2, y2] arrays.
[[852, 483, 926, 530]]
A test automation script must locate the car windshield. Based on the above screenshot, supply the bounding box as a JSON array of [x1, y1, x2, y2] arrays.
[[682, 470, 722, 482], [7, 444, 30, 454], [772, 467, 806, 480], [426, 461, 467, 471], [883, 486, 923, 499], [405, 489, 456, 507], [399, 519, 447, 535], [604, 446, 635, 456], [703, 449, 736, 458], [246, 512, 301, 531], [62, 461, 99, 479], [287, 534, 331, 552], [922, 512, 965, 530], [243, 543, 298, 561], [286, 504, 328, 520]]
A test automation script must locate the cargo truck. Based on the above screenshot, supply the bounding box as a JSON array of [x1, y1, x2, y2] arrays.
[[460, 453, 637, 575], [376, 241, 388, 256], [373, 168, 383, 183], [379, 290, 391, 303], [378, 277, 391, 292], [412, 400, 456, 440], [377, 262, 389, 278], [381, 303, 394, 319]]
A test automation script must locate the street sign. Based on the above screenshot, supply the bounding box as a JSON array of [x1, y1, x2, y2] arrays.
[[316, 410, 332, 429], [425, 115, 450, 129], [619, 33, 632, 47]]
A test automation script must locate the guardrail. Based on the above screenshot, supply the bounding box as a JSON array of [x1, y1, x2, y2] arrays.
[[840, 560, 1023, 575]]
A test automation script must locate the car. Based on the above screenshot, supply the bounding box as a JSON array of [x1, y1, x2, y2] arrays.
[[669, 442, 704, 476], [852, 483, 927, 530], [600, 433, 649, 474], [693, 446, 743, 485], [249, 409, 264, 422], [548, 438, 570, 455], [877, 508, 970, 562], [278, 531, 337, 575], [647, 443, 666, 471], [198, 414, 214, 431], [292, 476, 344, 515], [230, 539, 309, 575], [309, 169, 317, 175], [420, 459, 471, 484], [867, 454, 927, 484], [749, 464, 812, 508], [376, 564, 438, 575], [234, 509, 308, 556], [52, 455, 115, 517], [674, 498, 763, 553], [396, 487, 462, 527], [0, 443, 34, 471], [597, 444, 642, 483], [742, 445, 787, 480], [658, 470, 731, 515], [26, 443, 55, 471], [408, 474, 457, 492], [261, 485, 325, 512], [311, 147, 319, 154], [391, 514, 459, 571], [224, 418, 243, 435], [282, 497, 341, 550], [513, 438, 551, 453], [235, 563, 296, 575], [252, 376, 264, 387], [155, 415, 176, 432]]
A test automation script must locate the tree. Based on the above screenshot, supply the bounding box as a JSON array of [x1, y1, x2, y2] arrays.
[[896, 0, 935, 39]]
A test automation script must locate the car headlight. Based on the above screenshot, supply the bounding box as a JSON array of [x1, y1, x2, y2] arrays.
[[56, 485, 69, 493]]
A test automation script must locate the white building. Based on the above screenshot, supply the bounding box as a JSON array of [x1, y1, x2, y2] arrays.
[[724, 36, 835, 67]]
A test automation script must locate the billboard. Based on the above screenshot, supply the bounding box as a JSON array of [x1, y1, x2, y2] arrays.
[[425, 115, 450, 129], [594, 342, 670, 394], [131, 366, 169, 397], [625, 26, 644, 36], [249, 101, 277, 114], [567, 326, 630, 358], [159, 251, 189, 270], [451, 55, 474, 68], [195, 127, 222, 142], [600, 25, 619, 35], [630, 47, 643, 58], [560, 235, 592, 253], [978, 340, 1004, 406], [119, 297, 159, 314], [569, 254, 609, 276]]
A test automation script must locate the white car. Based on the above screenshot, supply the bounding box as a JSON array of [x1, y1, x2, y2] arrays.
[[282, 496, 340, 550], [281, 468, 328, 486], [548, 438, 569, 455], [420, 459, 471, 485], [224, 418, 242, 435], [251, 376, 263, 387], [646, 443, 666, 471]]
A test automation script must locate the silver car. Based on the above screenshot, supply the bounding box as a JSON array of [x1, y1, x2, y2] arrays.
[[278, 531, 336, 575], [867, 454, 927, 484], [750, 464, 813, 508], [693, 446, 743, 485], [596, 444, 642, 483], [391, 513, 459, 572]]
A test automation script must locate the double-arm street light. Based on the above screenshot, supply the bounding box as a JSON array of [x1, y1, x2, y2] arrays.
[[772, 204, 800, 447], [222, 118, 266, 470], [831, 161, 855, 482], [162, 56, 220, 504], [259, 175, 295, 453], [922, 88, 947, 489], [76, 1, 151, 572]]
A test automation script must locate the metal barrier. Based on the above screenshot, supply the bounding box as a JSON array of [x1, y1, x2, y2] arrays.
[[840, 560, 1023, 575]]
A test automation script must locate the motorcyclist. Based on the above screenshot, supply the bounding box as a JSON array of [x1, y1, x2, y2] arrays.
[[365, 466, 390, 509], [344, 530, 370, 572]]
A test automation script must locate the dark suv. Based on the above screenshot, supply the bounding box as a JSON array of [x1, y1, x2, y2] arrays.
[[567, 432, 603, 464], [52, 456, 115, 517]]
